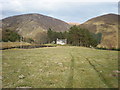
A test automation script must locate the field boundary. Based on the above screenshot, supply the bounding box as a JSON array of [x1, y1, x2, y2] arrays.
[[1, 45, 55, 50]]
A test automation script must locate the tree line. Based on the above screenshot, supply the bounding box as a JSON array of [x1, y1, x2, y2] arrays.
[[47, 25, 102, 47], [2, 29, 34, 43], [2, 25, 102, 47]]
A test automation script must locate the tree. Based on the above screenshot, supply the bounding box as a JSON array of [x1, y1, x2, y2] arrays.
[[67, 25, 98, 47], [2, 29, 21, 42], [47, 28, 54, 43], [47, 28, 66, 43]]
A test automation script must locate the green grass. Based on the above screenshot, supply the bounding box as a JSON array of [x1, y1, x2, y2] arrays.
[[2, 46, 118, 88]]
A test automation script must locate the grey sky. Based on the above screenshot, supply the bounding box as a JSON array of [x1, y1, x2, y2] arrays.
[[0, 0, 119, 23]]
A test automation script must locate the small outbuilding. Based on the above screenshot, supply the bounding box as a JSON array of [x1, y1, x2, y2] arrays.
[[56, 38, 67, 45]]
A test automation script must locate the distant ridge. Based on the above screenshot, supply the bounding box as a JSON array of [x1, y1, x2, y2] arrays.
[[68, 22, 80, 26]]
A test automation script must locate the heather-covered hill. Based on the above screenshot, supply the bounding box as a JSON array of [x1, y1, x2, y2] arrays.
[[1, 13, 70, 43], [80, 14, 119, 49]]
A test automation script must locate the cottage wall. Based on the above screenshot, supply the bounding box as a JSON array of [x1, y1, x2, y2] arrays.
[[56, 38, 67, 45]]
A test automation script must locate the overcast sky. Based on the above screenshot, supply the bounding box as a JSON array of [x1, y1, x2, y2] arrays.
[[0, 0, 119, 23]]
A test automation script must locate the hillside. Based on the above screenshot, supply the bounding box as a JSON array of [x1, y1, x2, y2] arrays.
[[80, 14, 119, 49], [1, 13, 70, 43]]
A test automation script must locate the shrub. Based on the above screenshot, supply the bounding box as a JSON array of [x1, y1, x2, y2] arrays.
[[2, 29, 21, 42]]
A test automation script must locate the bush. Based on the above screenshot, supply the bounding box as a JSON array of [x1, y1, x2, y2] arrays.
[[24, 38, 34, 43], [2, 29, 21, 42]]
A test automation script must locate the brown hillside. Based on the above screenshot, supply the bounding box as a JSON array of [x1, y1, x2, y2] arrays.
[[80, 14, 119, 49], [1, 13, 70, 43]]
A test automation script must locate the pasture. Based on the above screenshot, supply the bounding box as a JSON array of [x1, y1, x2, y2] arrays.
[[2, 46, 118, 88]]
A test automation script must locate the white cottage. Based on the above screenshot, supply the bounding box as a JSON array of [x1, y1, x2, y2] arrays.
[[56, 38, 67, 45]]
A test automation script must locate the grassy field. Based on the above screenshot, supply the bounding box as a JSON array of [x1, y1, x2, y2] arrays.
[[2, 46, 118, 88]]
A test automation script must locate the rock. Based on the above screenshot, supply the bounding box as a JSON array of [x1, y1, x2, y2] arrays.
[[18, 74, 25, 79], [99, 71, 103, 73]]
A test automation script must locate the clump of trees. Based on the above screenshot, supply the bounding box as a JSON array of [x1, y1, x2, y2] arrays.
[[47, 28, 66, 43], [47, 25, 102, 47], [2, 26, 102, 48], [67, 25, 98, 47], [2, 29, 21, 42], [2, 29, 35, 43]]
